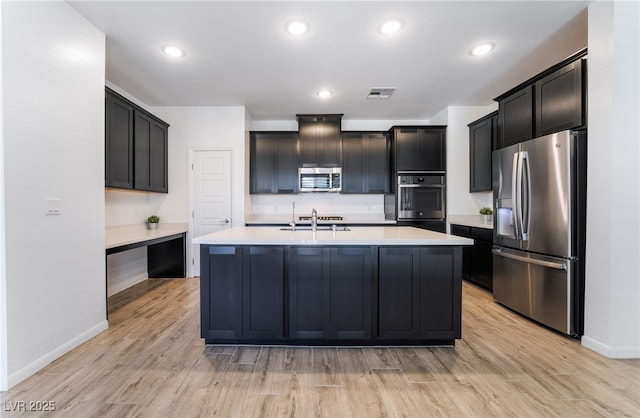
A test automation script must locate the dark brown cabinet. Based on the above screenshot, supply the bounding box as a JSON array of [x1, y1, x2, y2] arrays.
[[134, 110, 168, 193], [535, 59, 585, 136], [200, 243, 463, 345], [105, 91, 134, 189], [297, 114, 342, 167], [378, 246, 461, 340], [200, 246, 284, 342], [468, 111, 497, 192], [498, 85, 534, 148], [250, 132, 298, 194], [289, 247, 373, 340], [393, 127, 446, 172], [105, 88, 169, 193], [450, 225, 493, 290], [342, 132, 390, 194], [495, 49, 587, 149]]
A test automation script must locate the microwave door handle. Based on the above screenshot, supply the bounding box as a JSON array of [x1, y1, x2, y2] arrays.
[[512, 152, 521, 238]]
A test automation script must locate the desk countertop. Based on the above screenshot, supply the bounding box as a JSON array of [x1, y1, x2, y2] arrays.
[[106, 223, 189, 249]]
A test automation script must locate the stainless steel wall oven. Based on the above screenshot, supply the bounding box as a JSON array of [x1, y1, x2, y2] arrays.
[[397, 173, 445, 220]]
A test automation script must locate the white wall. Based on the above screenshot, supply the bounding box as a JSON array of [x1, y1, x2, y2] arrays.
[[0, 0, 7, 393], [431, 104, 497, 227], [149, 106, 247, 277], [2, 1, 107, 388], [582, 1, 640, 358]]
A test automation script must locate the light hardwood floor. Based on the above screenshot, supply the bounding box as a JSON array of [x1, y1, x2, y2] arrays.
[[2, 278, 638, 417]]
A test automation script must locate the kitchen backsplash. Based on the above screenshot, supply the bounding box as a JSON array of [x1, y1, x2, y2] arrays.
[[249, 194, 385, 216]]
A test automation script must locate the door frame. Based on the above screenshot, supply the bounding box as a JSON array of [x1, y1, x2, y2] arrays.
[[188, 147, 233, 278]]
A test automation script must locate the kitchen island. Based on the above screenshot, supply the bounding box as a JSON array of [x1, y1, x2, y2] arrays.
[[193, 226, 472, 346]]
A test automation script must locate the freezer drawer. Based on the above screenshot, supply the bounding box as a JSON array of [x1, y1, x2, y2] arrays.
[[492, 247, 573, 335]]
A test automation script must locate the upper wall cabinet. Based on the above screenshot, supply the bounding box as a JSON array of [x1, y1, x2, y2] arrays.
[[105, 88, 169, 193], [250, 132, 298, 194], [468, 111, 497, 193], [535, 59, 585, 136], [297, 114, 342, 167], [105, 91, 134, 189], [495, 49, 587, 149], [134, 110, 168, 193], [342, 132, 390, 194], [498, 85, 534, 148], [392, 126, 446, 172]]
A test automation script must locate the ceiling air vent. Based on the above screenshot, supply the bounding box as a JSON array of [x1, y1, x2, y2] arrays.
[[367, 87, 396, 100]]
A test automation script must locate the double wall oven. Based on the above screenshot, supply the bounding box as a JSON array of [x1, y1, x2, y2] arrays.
[[394, 172, 446, 232]]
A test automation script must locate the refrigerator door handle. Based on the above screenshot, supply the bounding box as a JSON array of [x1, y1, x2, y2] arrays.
[[512, 152, 521, 238], [492, 248, 567, 270], [521, 151, 531, 240]]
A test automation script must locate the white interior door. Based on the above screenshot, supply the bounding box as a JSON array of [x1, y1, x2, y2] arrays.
[[192, 150, 232, 275]]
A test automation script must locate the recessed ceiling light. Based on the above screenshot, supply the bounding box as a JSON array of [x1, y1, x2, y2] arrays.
[[286, 20, 309, 36], [162, 45, 185, 58], [470, 43, 495, 56], [317, 90, 333, 98], [380, 19, 403, 35]]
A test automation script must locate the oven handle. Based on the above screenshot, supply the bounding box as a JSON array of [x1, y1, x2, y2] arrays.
[[397, 184, 445, 188]]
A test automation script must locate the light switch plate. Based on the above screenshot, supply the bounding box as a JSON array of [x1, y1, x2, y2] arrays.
[[45, 198, 61, 215]]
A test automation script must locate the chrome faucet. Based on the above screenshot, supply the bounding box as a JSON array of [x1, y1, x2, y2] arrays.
[[290, 201, 296, 231], [311, 208, 318, 232]]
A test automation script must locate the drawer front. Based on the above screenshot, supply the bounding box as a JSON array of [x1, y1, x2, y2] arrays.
[[472, 227, 493, 242], [450, 224, 471, 238]]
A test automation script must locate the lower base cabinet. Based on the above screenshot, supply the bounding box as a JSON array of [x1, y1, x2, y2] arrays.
[[200, 244, 461, 345], [378, 247, 462, 341], [451, 224, 493, 290], [200, 246, 283, 341], [289, 247, 373, 340]]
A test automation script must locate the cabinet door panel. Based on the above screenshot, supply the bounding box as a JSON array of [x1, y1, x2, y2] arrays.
[[378, 247, 420, 339], [469, 114, 495, 192], [319, 120, 342, 166], [365, 133, 390, 193], [419, 247, 461, 339], [133, 111, 151, 190], [341, 133, 365, 193], [419, 128, 446, 171], [298, 122, 319, 166], [499, 85, 533, 148], [201, 246, 243, 340], [243, 247, 284, 339], [395, 128, 419, 171], [105, 93, 134, 189], [251, 134, 276, 193], [289, 247, 330, 339], [330, 247, 373, 339], [275, 134, 298, 193], [536, 59, 584, 136], [149, 121, 168, 192]]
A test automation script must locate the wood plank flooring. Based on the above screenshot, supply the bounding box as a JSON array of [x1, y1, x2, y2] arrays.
[[2, 278, 638, 417]]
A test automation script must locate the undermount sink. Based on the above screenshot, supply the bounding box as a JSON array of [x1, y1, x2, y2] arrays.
[[280, 225, 350, 232]]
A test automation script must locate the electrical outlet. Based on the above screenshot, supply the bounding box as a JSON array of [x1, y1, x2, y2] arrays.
[[45, 198, 61, 215]]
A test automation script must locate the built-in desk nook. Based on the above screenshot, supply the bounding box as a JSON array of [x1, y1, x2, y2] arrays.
[[106, 223, 188, 313]]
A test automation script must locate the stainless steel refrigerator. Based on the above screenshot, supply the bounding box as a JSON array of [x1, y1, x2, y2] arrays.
[[492, 130, 586, 337]]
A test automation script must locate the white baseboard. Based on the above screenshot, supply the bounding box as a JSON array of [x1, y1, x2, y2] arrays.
[[7, 320, 109, 389], [582, 335, 640, 359]]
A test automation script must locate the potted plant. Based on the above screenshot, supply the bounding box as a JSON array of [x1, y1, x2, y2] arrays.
[[479, 207, 493, 223], [146, 215, 160, 230]]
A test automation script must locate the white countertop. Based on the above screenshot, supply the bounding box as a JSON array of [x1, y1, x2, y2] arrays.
[[193, 226, 472, 246], [245, 213, 397, 225], [449, 215, 493, 230], [106, 223, 189, 249]]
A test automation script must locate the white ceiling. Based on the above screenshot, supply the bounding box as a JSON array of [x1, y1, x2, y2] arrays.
[[67, 1, 590, 121]]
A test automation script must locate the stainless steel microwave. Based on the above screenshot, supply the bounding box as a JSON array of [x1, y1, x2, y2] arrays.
[[298, 167, 342, 192]]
